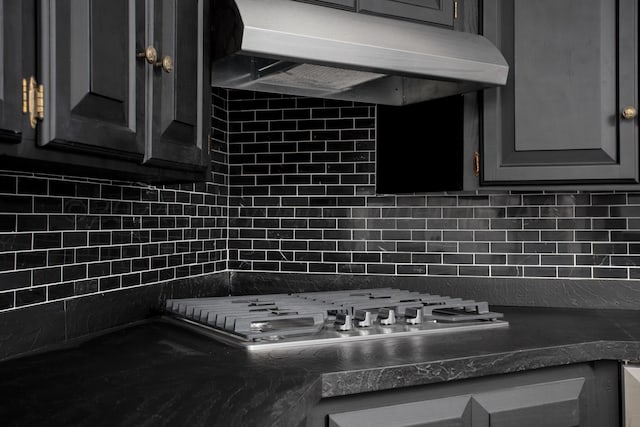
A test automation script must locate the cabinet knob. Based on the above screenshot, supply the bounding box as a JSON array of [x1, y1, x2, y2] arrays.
[[156, 55, 174, 73], [622, 106, 637, 120], [136, 46, 158, 64]]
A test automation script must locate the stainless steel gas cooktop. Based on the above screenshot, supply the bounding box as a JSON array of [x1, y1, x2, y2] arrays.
[[163, 288, 508, 350]]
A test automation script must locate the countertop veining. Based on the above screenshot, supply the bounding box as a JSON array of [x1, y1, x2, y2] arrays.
[[1, 306, 640, 426]]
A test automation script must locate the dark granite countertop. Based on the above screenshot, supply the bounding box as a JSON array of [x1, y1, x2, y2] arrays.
[[1, 306, 640, 426]]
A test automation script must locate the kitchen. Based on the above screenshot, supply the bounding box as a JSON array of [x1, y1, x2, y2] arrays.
[[0, 0, 640, 425]]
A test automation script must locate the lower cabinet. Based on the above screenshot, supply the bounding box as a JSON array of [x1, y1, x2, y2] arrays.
[[307, 362, 620, 427]]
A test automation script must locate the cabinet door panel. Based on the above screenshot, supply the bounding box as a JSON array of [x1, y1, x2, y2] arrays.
[[358, 0, 454, 27], [146, 0, 209, 171], [0, 0, 27, 142], [40, 0, 144, 159], [296, 0, 356, 10], [624, 366, 640, 427], [328, 394, 472, 427], [482, 0, 638, 184], [471, 378, 584, 427]]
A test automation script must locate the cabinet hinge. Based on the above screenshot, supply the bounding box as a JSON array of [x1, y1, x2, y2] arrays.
[[454, 1, 458, 19], [22, 76, 44, 129], [473, 151, 480, 177], [22, 78, 28, 114]]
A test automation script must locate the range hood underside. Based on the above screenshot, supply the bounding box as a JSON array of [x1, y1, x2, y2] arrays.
[[211, 55, 487, 105], [211, 0, 509, 106]]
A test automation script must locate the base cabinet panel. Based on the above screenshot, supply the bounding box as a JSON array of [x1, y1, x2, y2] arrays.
[[307, 362, 619, 427], [471, 379, 583, 427], [329, 394, 472, 427]]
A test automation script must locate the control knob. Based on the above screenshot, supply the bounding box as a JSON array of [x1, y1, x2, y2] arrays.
[[405, 307, 423, 325], [378, 308, 396, 326], [335, 313, 353, 331], [354, 310, 372, 328]]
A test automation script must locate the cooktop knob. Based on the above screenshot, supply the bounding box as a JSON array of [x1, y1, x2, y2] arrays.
[[378, 308, 396, 326], [354, 310, 372, 328], [405, 307, 423, 325], [335, 313, 353, 331]]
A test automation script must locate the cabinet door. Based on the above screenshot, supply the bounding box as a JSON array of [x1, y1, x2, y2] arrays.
[[145, 0, 209, 171], [482, 0, 638, 185], [39, 0, 144, 160], [471, 378, 584, 426], [0, 0, 30, 143], [358, 0, 454, 27], [328, 394, 472, 427], [295, 0, 356, 10], [624, 365, 640, 427]]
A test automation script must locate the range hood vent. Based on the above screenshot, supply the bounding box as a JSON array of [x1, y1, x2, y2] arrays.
[[211, 0, 509, 105]]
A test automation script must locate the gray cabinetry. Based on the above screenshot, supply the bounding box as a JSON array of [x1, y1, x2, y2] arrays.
[[39, 0, 209, 175], [307, 362, 619, 427], [0, 0, 31, 143], [0, 0, 209, 183], [295, 0, 455, 26], [146, 0, 210, 171], [297, 0, 356, 10], [40, 0, 144, 159], [471, 379, 583, 426], [358, 0, 454, 27], [481, 0, 638, 185], [329, 394, 472, 426]]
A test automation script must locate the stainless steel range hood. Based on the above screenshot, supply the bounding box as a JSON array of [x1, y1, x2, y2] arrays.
[[211, 0, 509, 105]]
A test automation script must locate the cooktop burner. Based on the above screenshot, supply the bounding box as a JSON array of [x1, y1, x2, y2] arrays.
[[163, 288, 508, 350]]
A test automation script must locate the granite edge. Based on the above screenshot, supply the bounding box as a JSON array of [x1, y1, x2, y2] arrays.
[[320, 340, 640, 398]]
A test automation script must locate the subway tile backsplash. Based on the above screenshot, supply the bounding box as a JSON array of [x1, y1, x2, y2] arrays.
[[0, 89, 230, 313], [225, 90, 640, 281], [2, 87, 640, 316]]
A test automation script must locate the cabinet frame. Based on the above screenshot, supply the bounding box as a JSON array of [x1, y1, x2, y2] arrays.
[[480, 0, 639, 186]]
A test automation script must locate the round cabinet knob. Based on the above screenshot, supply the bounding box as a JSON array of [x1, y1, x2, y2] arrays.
[[622, 106, 637, 120], [158, 55, 173, 73], [137, 46, 158, 64]]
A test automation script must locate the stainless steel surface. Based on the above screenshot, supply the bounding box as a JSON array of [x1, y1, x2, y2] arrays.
[[165, 289, 508, 350], [211, 0, 509, 105]]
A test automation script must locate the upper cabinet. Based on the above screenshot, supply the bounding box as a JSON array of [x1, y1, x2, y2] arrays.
[[0, 0, 32, 143], [146, 0, 210, 172], [298, 0, 356, 10], [0, 0, 210, 184], [481, 0, 638, 186], [359, 0, 454, 27], [296, 0, 456, 27], [39, 0, 145, 161]]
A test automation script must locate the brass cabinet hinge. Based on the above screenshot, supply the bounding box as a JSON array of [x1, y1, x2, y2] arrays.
[[22, 76, 44, 128], [22, 78, 28, 113], [454, 1, 459, 19], [473, 151, 480, 177]]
